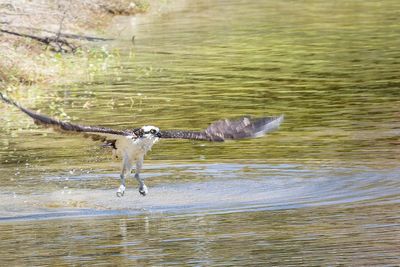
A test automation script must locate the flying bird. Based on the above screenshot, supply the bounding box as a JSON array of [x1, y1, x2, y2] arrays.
[[0, 92, 284, 197]]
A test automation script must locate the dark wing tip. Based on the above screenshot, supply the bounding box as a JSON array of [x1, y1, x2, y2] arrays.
[[0, 92, 19, 107], [250, 115, 284, 138], [205, 115, 284, 141]]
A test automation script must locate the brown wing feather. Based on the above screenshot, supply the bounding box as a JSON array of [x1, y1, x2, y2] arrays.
[[159, 130, 213, 141], [1, 92, 134, 142], [160, 115, 284, 142]]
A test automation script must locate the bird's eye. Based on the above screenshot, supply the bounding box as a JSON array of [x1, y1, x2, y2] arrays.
[[150, 129, 157, 134]]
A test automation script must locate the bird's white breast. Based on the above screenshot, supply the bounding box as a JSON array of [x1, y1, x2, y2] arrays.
[[114, 136, 159, 162]]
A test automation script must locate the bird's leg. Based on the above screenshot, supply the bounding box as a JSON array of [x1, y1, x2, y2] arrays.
[[116, 158, 131, 197], [134, 158, 148, 196], [116, 171, 126, 197]]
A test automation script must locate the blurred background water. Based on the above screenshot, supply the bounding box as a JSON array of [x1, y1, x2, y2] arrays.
[[0, 0, 399, 265]]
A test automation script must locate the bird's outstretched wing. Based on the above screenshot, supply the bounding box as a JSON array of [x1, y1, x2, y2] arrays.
[[0, 92, 135, 143], [160, 115, 284, 142]]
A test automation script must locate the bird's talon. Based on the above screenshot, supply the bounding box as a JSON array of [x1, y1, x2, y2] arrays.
[[116, 185, 126, 197], [139, 185, 148, 196]]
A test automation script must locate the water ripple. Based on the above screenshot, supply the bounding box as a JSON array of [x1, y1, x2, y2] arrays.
[[1, 164, 398, 221]]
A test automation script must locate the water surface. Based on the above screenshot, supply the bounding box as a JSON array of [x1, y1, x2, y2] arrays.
[[1, 0, 400, 265]]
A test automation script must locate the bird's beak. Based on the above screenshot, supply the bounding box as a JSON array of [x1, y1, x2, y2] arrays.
[[156, 132, 162, 138]]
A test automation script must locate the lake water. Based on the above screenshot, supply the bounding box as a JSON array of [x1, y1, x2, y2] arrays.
[[1, 0, 400, 265]]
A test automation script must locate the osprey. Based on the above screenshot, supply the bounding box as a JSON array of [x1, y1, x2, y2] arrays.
[[1, 93, 284, 197]]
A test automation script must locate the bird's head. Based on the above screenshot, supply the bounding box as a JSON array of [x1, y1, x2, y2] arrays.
[[135, 125, 161, 139]]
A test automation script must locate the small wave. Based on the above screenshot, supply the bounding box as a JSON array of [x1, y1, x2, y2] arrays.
[[1, 164, 399, 222]]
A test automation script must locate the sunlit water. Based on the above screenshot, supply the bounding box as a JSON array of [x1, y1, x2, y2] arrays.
[[1, 0, 400, 265]]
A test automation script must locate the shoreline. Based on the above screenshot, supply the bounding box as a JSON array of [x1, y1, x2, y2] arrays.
[[0, 0, 188, 93]]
